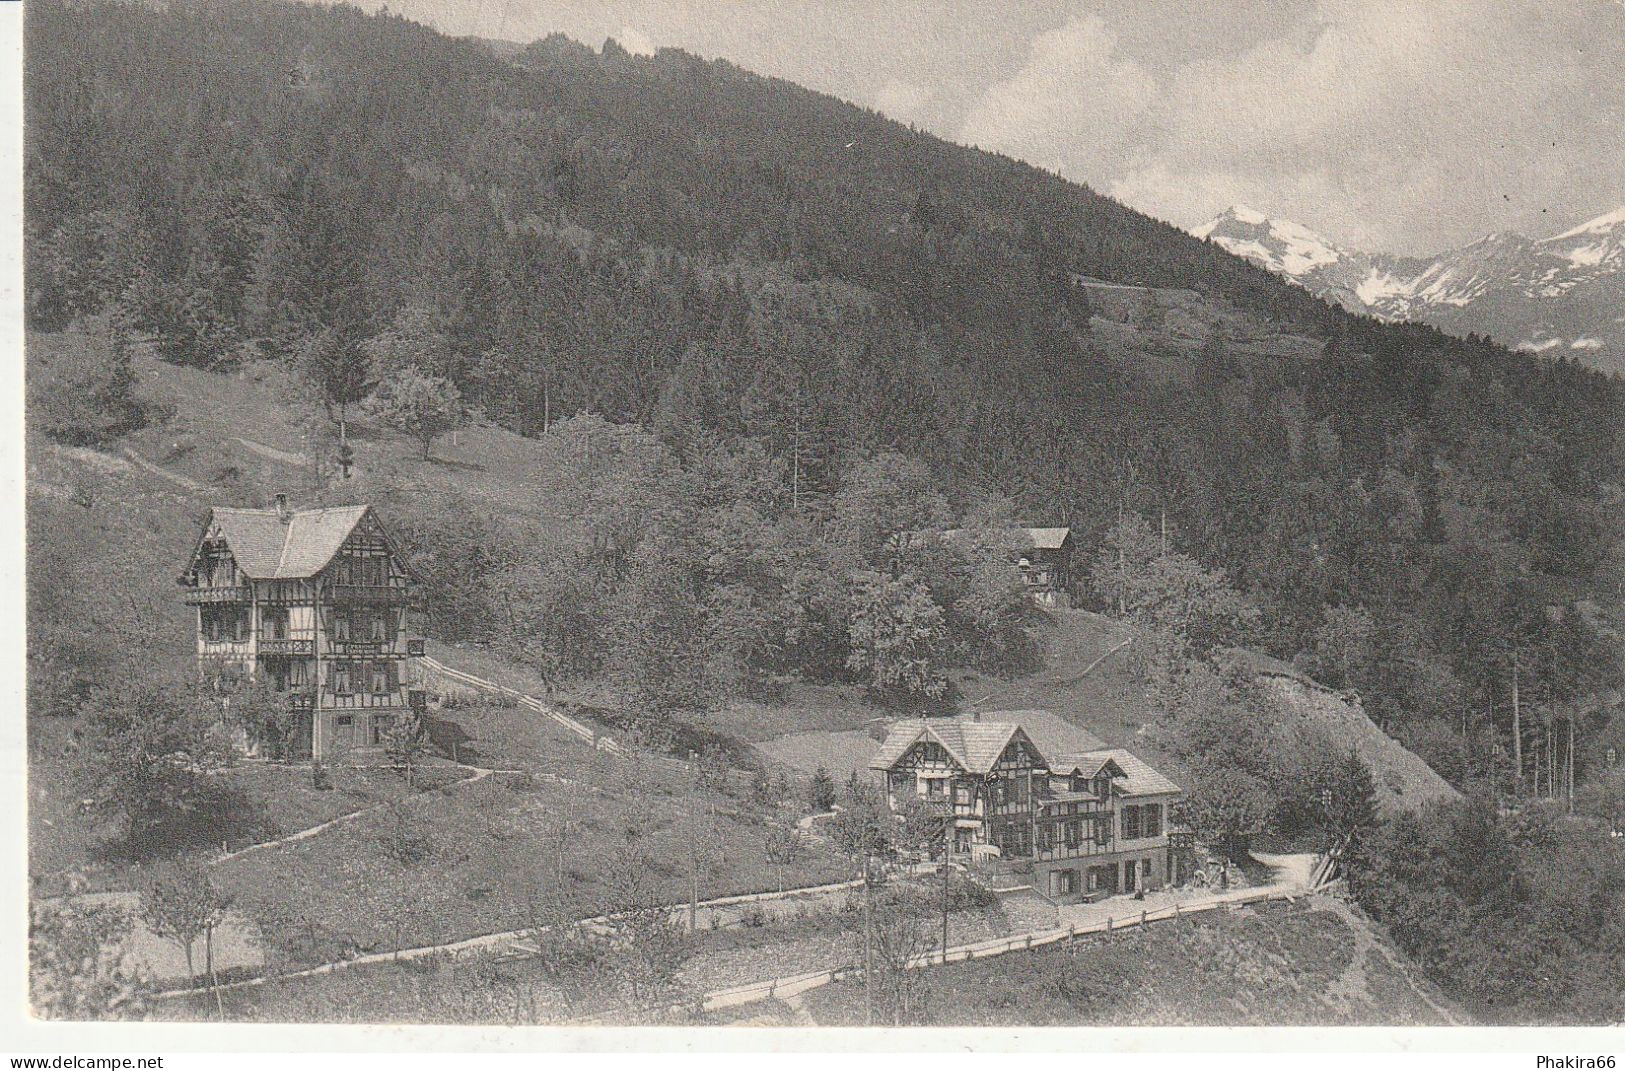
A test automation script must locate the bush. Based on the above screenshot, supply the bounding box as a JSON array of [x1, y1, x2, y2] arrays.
[[764, 821, 803, 865], [29, 312, 145, 446]]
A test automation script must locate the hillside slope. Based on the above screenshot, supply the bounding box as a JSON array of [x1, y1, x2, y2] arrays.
[[982, 611, 1459, 813], [792, 895, 1462, 1026], [28, 346, 1458, 814]]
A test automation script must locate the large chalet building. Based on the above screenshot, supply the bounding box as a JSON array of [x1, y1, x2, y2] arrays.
[[180, 495, 424, 760], [870, 713, 1192, 903]]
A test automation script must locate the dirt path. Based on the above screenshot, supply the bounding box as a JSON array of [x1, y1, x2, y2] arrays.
[[213, 763, 517, 865], [233, 436, 310, 467], [1315, 896, 1463, 1025], [1252, 851, 1317, 889], [150, 875, 871, 1002], [119, 447, 217, 493]]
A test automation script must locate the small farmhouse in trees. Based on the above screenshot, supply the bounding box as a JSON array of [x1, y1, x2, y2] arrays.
[[870, 713, 1192, 902], [897, 526, 1075, 607], [180, 495, 424, 760]]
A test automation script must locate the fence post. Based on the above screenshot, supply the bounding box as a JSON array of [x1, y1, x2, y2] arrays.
[[1105, 916, 1112, 931], [1140, 910, 1146, 927]]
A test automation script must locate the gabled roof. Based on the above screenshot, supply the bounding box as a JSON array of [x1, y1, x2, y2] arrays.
[[984, 708, 1103, 760], [1054, 748, 1182, 798], [869, 718, 1041, 776], [940, 526, 1072, 551], [188, 504, 381, 580], [869, 710, 1105, 776], [893, 526, 1073, 553], [1055, 755, 1129, 781]]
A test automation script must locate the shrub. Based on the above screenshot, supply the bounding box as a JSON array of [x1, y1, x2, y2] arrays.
[[764, 822, 803, 866], [30, 312, 145, 446]]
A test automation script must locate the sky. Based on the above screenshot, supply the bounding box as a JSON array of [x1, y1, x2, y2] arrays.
[[370, 0, 1625, 255]]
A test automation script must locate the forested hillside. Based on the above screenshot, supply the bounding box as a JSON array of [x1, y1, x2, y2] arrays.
[[27, 0, 1624, 784]]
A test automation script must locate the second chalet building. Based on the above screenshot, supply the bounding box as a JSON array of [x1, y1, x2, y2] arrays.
[[870, 713, 1193, 903], [895, 526, 1076, 608], [180, 495, 424, 761]]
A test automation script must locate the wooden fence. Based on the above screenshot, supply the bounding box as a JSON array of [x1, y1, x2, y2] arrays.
[[694, 886, 1296, 1013]]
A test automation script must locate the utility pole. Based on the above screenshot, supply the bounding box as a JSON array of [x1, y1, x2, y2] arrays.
[[689, 751, 701, 933], [1511, 651, 1523, 795], [863, 853, 874, 1027], [1548, 722, 1556, 799], [791, 404, 802, 512], [1115, 498, 1126, 617], [939, 820, 950, 964]]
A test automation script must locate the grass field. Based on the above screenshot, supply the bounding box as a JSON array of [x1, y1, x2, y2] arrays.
[[29, 706, 456, 897]]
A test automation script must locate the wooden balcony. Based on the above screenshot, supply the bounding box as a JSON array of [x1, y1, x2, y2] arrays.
[[259, 638, 314, 656], [328, 584, 411, 605], [183, 586, 252, 605], [327, 639, 394, 656], [287, 692, 315, 712]]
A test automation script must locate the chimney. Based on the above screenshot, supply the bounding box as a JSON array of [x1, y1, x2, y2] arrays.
[[274, 492, 292, 524]]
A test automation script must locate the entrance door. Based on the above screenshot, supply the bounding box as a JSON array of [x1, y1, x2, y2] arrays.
[[1122, 859, 1137, 893], [289, 710, 313, 761], [1050, 869, 1077, 898], [331, 713, 355, 755]]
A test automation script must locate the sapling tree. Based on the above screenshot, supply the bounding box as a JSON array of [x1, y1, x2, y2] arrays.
[[142, 861, 230, 989], [382, 711, 431, 788]]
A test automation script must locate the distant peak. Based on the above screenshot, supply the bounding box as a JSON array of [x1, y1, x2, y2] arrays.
[[1544, 206, 1625, 242], [1193, 204, 1270, 238], [1225, 204, 1270, 225]]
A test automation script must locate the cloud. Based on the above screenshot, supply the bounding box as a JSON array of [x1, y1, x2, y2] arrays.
[[873, 78, 933, 124], [957, 0, 1625, 252], [958, 16, 1155, 180], [616, 24, 656, 57]]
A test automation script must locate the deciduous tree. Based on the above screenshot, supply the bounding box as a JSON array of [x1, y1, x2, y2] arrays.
[[365, 366, 466, 461]]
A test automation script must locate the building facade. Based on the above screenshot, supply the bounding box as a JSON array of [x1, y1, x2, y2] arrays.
[[905, 527, 1075, 608], [180, 496, 424, 761], [870, 714, 1187, 903]]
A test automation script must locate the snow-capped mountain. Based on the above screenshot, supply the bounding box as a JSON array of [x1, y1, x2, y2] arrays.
[[1193, 205, 1625, 374]]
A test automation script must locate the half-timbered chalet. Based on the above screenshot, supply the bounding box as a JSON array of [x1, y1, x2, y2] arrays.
[[179, 495, 424, 760], [870, 713, 1191, 902]]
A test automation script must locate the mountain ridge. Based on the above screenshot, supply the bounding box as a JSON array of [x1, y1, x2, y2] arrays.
[[1194, 205, 1625, 373]]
